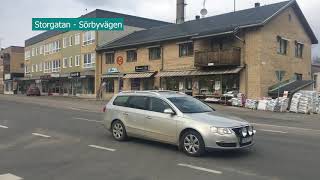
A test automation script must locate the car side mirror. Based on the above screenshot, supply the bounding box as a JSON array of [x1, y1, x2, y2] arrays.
[[164, 108, 175, 115]]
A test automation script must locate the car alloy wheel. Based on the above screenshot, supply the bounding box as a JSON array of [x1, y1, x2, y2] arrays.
[[184, 134, 200, 154], [111, 120, 127, 141]]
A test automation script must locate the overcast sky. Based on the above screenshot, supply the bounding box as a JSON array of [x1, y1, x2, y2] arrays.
[[0, 0, 319, 56]]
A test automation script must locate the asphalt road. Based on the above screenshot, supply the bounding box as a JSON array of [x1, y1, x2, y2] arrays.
[[1, 96, 320, 180]]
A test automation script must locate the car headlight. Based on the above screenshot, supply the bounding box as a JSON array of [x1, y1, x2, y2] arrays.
[[248, 126, 253, 136], [210, 127, 233, 135]]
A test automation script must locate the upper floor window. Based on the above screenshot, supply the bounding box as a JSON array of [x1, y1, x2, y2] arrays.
[[179, 42, 194, 57], [63, 37, 70, 48], [149, 47, 161, 60], [83, 31, 95, 45], [127, 50, 137, 62], [69, 36, 73, 46], [75, 55, 80, 66], [277, 36, 288, 55], [105, 53, 115, 64], [295, 41, 304, 58], [83, 53, 96, 68], [69, 56, 73, 67], [25, 65, 30, 74], [25, 50, 31, 60], [44, 40, 61, 54], [31, 48, 35, 57], [75, 33, 80, 45], [44, 61, 52, 73], [52, 59, 61, 73], [63, 58, 68, 68], [39, 63, 43, 72]]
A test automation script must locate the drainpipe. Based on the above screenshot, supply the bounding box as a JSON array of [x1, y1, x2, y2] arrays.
[[161, 46, 164, 71]]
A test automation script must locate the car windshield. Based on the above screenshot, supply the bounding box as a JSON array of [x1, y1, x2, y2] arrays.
[[168, 96, 214, 113]]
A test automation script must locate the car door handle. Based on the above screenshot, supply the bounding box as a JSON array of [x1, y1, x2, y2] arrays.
[[145, 116, 152, 119], [123, 112, 129, 116]]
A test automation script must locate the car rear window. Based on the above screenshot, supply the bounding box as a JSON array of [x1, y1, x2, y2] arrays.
[[113, 96, 130, 107]]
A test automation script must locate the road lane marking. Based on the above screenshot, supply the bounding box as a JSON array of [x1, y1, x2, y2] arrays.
[[258, 129, 288, 134], [69, 107, 97, 113], [73, 117, 102, 123], [32, 133, 51, 138], [252, 123, 320, 133], [88, 145, 116, 152], [0, 173, 23, 180], [177, 163, 222, 175], [0, 125, 8, 129]]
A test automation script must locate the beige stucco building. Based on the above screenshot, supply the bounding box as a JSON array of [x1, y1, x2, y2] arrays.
[[96, 1, 318, 100], [23, 9, 169, 97]]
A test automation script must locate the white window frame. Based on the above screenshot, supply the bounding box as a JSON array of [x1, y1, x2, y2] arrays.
[[69, 36, 73, 46], [31, 48, 35, 56], [75, 55, 80, 66], [63, 58, 68, 68], [52, 59, 61, 73], [40, 46, 43, 55], [69, 56, 73, 67], [83, 31, 96, 45], [39, 63, 43, 72], [75, 33, 80, 45], [25, 50, 31, 60], [83, 53, 96, 68]]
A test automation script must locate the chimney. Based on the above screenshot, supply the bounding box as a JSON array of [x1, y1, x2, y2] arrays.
[[195, 15, 200, 20], [176, 0, 185, 24], [255, 2, 261, 8]]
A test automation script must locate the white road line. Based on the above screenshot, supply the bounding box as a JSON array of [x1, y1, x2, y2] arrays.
[[258, 129, 288, 134], [0, 173, 23, 180], [88, 145, 116, 152], [177, 163, 222, 175], [0, 125, 8, 129], [73, 117, 102, 123], [32, 133, 51, 138], [252, 123, 320, 133]]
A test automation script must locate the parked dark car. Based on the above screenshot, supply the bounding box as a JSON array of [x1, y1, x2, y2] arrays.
[[26, 85, 41, 96]]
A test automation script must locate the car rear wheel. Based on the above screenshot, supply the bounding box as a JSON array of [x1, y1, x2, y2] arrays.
[[111, 120, 127, 141], [181, 130, 205, 157]]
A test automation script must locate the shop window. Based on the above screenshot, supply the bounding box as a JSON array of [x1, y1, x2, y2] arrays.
[[105, 53, 115, 64], [277, 36, 288, 55], [179, 42, 194, 57], [294, 73, 303, 80], [131, 79, 140, 90], [105, 79, 114, 93], [295, 41, 304, 58], [149, 47, 161, 60], [127, 50, 137, 62]]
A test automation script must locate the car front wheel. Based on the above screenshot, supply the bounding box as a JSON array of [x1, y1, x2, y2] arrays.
[[111, 120, 127, 141], [181, 130, 205, 157]]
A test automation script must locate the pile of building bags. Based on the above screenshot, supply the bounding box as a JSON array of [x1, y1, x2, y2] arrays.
[[229, 91, 319, 114]]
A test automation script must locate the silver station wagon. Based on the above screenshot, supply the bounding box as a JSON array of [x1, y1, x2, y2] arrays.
[[103, 91, 255, 156]]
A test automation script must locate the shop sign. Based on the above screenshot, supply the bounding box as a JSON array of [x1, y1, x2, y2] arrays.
[[135, 65, 149, 72], [40, 75, 51, 80], [4, 74, 11, 80], [116, 56, 124, 65], [107, 68, 119, 73], [51, 73, 60, 78], [70, 72, 81, 78]]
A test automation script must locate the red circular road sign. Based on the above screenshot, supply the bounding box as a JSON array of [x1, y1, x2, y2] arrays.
[[116, 56, 124, 65]]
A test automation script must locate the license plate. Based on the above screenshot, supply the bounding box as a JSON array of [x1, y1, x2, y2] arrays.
[[241, 137, 252, 144]]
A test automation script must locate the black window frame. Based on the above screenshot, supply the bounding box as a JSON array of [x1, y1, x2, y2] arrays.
[[277, 36, 288, 55], [295, 41, 304, 58], [127, 50, 137, 62], [149, 47, 161, 60], [105, 53, 115, 64], [179, 42, 194, 57]]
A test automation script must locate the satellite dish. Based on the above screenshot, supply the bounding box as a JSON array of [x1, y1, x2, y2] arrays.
[[200, 8, 208, 16]]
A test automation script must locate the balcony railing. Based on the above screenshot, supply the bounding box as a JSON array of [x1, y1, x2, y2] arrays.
[[195, 48, 241, 67]]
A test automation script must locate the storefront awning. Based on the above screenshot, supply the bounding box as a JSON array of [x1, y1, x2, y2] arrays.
[[102, 74, 123, 78], [156, 67, 244, 77], [123, 72, 155, 79]]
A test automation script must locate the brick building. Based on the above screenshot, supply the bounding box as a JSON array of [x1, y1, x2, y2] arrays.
[[96, 0, 318, 100]]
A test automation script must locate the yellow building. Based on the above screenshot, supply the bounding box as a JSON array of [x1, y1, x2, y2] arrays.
[[96, 1, 318, 99], [24, 9, 169, 97]]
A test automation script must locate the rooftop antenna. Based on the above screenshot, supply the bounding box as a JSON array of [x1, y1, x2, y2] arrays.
[[200, 0, 208, 18]]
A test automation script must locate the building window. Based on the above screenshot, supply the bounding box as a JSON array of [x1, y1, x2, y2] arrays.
[[105, 79, 114, 93], [131, 79, 140, 90], [277, 36, 288, 55], [83, 31, 95, 45], [44, 61, 52, 73], [35, 47, 39, 56], [179, 42, 194, 57], [149, 47, 161, 60], [31, 48, 35, 56], [20, 63, 24, 68], [294, 73, 303, 81], [39, 63, 42, 71], [35, 64, 38, 72], [69, 56, 73, 67], [31, 64, 34, 72], [105, 53, 115, 64], [83, 53, 96, 68], [25, 65, 30, 74], [295, 41, 304, 58], [75, 33, 80, 45], [69, 36, 73, 46], [63, 58, 68, 68], [40, 46, 43, 54], [63, 37, 70, 48], [314, 74, 318, 89], [25, 51, 31, 60], [52, 59, 61, 72], [44, 40, 60, 54], [75, 55, 80, 66], [127, 50, 137, 62]]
